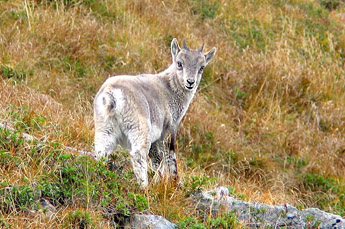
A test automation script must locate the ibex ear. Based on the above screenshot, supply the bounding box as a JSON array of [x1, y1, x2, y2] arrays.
[[205, 47, 217, 65], [171, 38, 181, 62]]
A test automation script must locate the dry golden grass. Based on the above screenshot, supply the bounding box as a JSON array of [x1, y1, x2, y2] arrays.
[[1, 0, 345, 226]]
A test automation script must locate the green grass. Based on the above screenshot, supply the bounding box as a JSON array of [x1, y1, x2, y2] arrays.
[[1, 65, 28, 83], [302, 173, 345, 215], [178, 211, 240, 229]]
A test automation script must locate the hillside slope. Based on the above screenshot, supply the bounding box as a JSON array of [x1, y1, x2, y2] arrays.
[[1, 0, 344, 227]]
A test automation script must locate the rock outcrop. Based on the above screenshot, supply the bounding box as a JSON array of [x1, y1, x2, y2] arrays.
[[196, 186, 345, 228]]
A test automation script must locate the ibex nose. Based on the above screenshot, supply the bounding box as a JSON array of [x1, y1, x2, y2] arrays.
[[187, 79, 195, 86]]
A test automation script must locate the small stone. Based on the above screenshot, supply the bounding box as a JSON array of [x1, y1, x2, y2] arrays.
[[40, 198, 57, 219], [132, 214, 176, 229], [216, 186, 230, 199]]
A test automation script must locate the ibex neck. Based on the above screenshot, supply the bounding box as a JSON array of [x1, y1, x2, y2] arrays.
[[161, 64, 195, 97], [159, 64, 196, 123]]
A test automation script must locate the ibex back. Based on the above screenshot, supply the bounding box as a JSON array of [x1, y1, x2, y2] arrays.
[[94, 38, 216, 188]]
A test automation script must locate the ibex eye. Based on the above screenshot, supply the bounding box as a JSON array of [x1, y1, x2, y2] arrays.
[[177, 61, 183, 69], [199, 66, 204, 73]]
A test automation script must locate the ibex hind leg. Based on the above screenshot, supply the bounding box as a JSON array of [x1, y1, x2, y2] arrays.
[[94, 92, 118, 160], [149, 141, 167, 183], [127, 130, 151, 189], [94, 128, 117, 160], [94, 115, 118, 160]]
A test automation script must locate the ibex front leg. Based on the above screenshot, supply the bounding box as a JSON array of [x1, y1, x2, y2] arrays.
[[127, 129, 150, 189]]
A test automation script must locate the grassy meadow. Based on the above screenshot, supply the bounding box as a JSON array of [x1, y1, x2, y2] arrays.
[[0, 0, 345, 227]]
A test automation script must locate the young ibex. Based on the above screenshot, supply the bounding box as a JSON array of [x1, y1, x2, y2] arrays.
[[94, 38, 216, 188]]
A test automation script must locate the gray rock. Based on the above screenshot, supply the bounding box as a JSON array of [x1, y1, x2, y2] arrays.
[[199, 186, 345, 228], [132, 214, 176, 229], [301, 208, 344, 229], [39, 198, 57, 219]]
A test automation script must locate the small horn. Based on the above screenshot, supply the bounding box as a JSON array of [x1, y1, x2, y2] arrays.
[[183, 39, 189, 50], [199, 43, 204, 52]]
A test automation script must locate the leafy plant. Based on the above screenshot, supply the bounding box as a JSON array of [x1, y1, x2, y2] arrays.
[[178, 211, 240, 228], [184, 175, 216, 194]]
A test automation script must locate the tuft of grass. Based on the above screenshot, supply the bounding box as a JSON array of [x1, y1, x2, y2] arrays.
[[1, 65, 28, 83], [7, 105, 46, 133], [301, 173, 345, 215], [64, 209, 97, 228], [189, 0, 220, 20]]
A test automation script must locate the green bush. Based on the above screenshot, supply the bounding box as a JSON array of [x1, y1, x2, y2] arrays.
[[178, 211, 239, 228]]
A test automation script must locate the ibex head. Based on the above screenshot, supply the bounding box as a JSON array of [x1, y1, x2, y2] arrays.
[[171, 38, 216, 91]]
